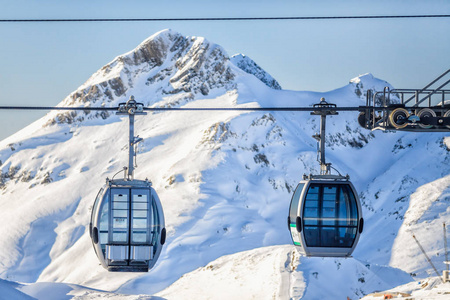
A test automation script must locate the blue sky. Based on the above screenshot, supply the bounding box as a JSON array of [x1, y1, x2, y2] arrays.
[[0, 0, 449, 140]]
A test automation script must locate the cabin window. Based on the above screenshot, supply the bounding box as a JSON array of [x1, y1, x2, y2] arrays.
[[303, 184, 358, 248], [110, 189, 129, 243], [131, 190, 151, 244]]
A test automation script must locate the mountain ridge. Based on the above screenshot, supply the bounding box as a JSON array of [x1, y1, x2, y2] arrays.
[[44, 29, 281, 128]]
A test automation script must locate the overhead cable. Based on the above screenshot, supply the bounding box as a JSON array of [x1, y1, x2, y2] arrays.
[[0, 106, 365, 112], [1, 14, 449, 23]]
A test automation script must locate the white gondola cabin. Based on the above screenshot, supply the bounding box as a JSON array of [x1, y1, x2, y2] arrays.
[[90, 178, 166, 272], [288, 175, 363, 257]]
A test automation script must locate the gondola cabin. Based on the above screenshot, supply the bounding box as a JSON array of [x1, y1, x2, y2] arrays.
[[288, 175, 363, 257], [90, 178, 166, 272]]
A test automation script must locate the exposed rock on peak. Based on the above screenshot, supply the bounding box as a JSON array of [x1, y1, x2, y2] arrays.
[[349, 73, 399, 106], [47, 29, 238, 126], [350, 73, 393, 99], [127, 29, 181, 67], [230, 54, 282, 90], [45, 30, 286, 127]]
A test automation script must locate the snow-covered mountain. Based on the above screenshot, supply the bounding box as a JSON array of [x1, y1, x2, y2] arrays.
[[0, 29, 449, 299]]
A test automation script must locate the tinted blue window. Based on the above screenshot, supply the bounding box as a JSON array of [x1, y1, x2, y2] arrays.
[[303, 183, 358, 248]]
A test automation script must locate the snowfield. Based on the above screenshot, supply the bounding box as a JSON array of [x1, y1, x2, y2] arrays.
[[0, 29, 449, 299]]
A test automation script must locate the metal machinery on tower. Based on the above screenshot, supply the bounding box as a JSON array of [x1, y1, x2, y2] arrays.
[[288, 99, 364, 257], [89, 97, 166, 272], [358, 69, 450, 132]]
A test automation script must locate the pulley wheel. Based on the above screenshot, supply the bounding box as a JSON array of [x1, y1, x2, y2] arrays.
[[417, 108, 436, 129], [444, 110, 450, 129], [358, 112, 367, 128], [357, 111, 376, 129], [389, 108, 410, 129]]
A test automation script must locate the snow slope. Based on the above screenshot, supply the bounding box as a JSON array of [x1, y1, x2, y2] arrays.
[[0, 29, 449, 299], [362, 277, 450, 300]]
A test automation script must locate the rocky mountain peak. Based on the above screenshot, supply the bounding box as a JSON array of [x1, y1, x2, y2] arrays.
[[45, 30, 283, 126], [349, 73, 394, 100], [127, 29, 181, 67], [230, 54, 281, 90]]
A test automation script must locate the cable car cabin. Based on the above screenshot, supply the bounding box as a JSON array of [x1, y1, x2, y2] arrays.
[[288, 175, 363, 257], [90, 178, 166, 272]]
